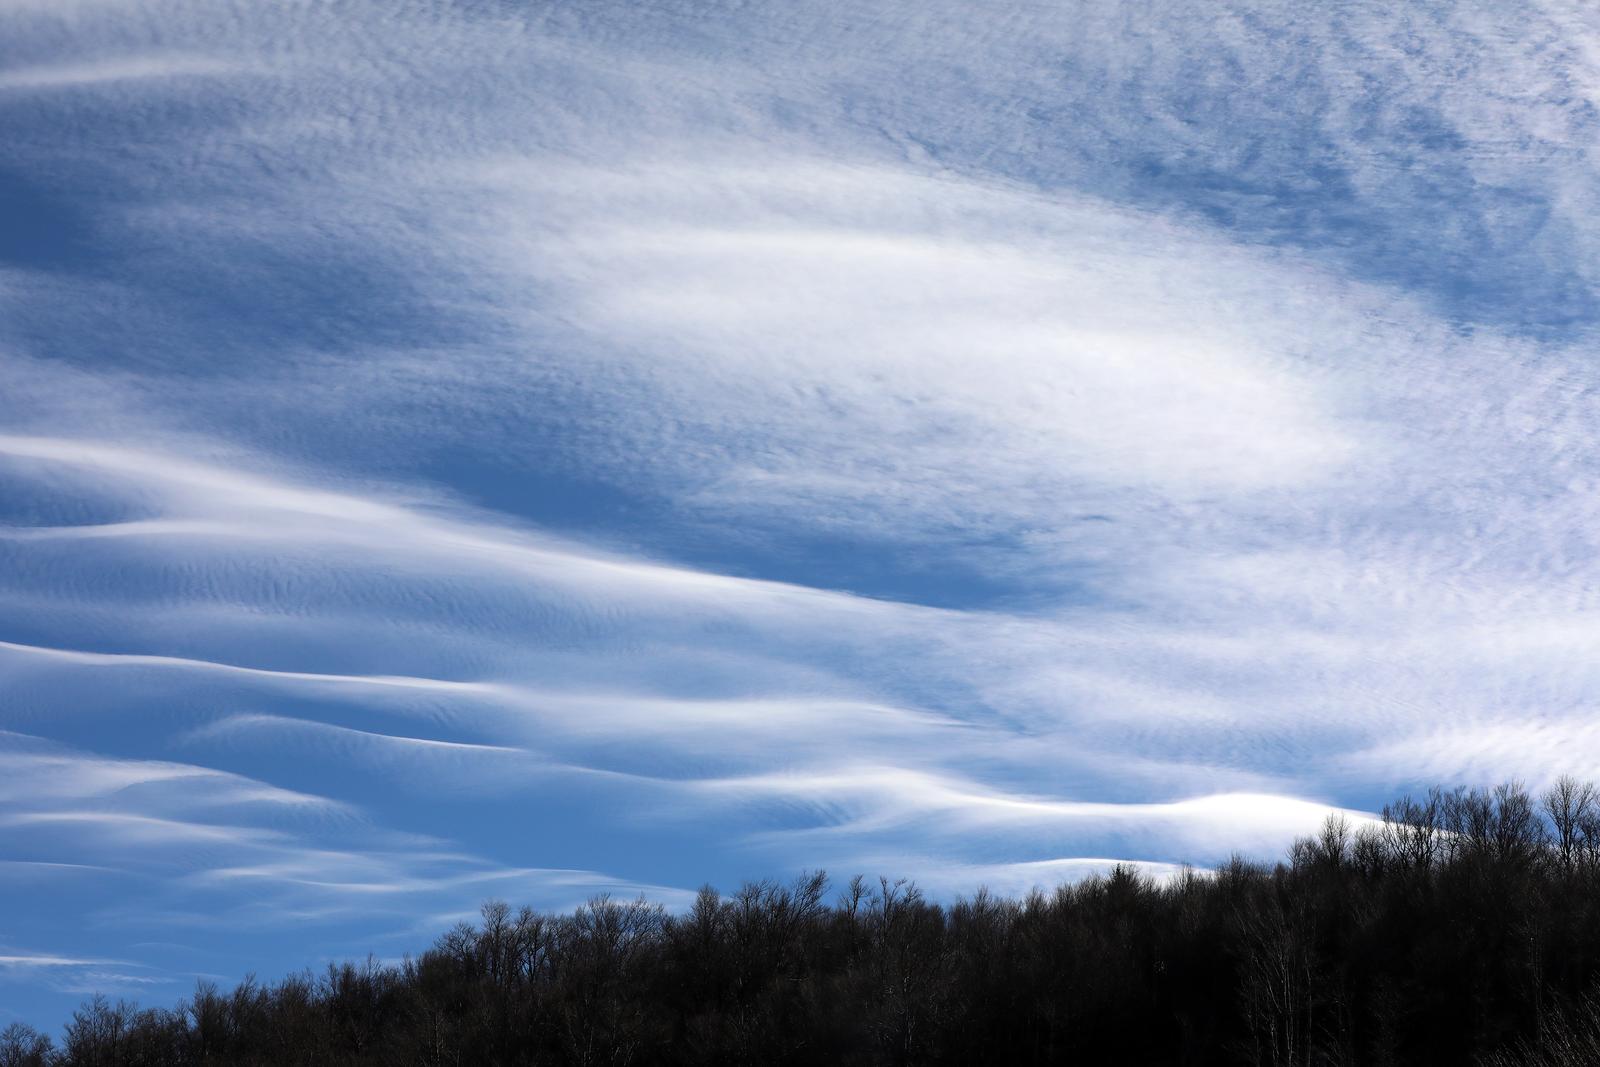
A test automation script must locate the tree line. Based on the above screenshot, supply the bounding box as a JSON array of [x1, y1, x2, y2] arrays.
[[8, 778, 1600, 1065]]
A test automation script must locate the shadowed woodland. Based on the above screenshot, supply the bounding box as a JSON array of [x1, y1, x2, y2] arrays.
[[9, 779, 1600, 1066]]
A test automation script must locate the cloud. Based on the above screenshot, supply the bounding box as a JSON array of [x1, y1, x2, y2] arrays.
[[479, 160, 1361, 504], [0, 954, 121, 969], [0, 731, 678, 944], [854, 857, 1194, 899], [0, 54, 237, 92], [701, 764, 1370, 860], [0, 637, 498, 698], [1338, 716, 1600, 791], [0, 433, 907, 622], [0, 732, 338, 813], [6, 0, 1600, 1033]]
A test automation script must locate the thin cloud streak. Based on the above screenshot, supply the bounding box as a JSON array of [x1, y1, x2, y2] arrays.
[[0, 54, 237, 91]]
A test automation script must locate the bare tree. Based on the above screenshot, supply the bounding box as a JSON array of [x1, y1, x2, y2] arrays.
[[1543, 776, 1597, 874], [1381, 789, 1443, 869], [1493, 781, 1548, 865], [0, 1024, 51, 1067]]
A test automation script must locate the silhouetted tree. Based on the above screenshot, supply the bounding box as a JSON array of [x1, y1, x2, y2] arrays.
[[0, 1023, 53, 1067]]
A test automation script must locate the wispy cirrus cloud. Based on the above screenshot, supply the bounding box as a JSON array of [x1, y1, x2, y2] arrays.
[[0, 53, 238, 92]]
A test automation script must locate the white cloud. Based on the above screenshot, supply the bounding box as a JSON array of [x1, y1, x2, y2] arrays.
[[0, 954, 119, 969], [1338, 716, 1600, 791], [471, 159, 1361, 512], [0, 733, 338, 813], [8, 0, 1600, 1023], [0, 54, 237, 91], [698, 763, 1372, 862]]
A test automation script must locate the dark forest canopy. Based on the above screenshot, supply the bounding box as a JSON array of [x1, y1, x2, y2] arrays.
[[10, 779, 1600, 1066]]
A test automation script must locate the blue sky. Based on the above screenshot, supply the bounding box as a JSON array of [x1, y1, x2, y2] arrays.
[[5, 0, 1600, 1030]]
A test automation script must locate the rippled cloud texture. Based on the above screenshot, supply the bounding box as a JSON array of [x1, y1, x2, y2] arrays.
[[4, 0, 1600, 1028]]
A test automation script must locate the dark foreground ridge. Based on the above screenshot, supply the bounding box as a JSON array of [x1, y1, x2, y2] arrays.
[[10, 780, 1600, 1066]]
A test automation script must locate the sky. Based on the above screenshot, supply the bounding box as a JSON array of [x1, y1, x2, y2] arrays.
[[5, 0, 1600, 1031]]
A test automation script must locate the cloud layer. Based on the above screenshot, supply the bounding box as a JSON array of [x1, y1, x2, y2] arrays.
[[5, 0, 1600, 1033]]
